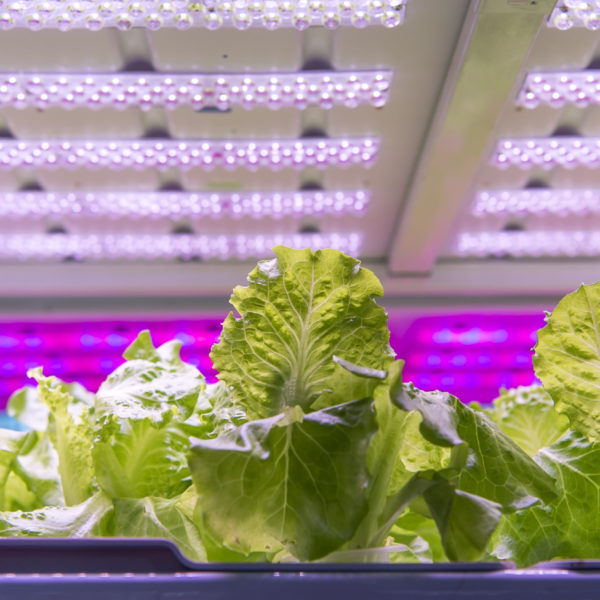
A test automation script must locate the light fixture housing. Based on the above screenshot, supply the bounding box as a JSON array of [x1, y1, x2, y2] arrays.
[[0, 190, 370, 219], [0, 138, 379, 170], [472, 189, 600, 217], [455, 230, 600, 258], [517, 70, 600, 109], [0, 1, 406, 31], [492, 137, 600, 169], [0, 232, 363, 261], [0, 71, 393, 111]]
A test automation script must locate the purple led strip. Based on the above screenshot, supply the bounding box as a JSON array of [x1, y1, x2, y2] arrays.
[[0, 0, 406, 31], [0, 232, 363, 261], [492, 137, 600, 169], [0, 138, 379, 170], [0, 190, 370, 220], [517, 71, 600, 109], [0, 312, 544, 408], [0, 71, 392, 111], [455, 230, 600, 258], [472, 189, 600, 217]]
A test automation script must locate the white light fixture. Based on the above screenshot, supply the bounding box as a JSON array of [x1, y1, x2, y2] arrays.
[[0, 71, 393, 111], [472, 189, 600, 217], [492, 137, 600, 169], [548, 1, 600, 31], [0, 232, 363, 261], [455, 230, 600, 258], [0, 190, 370, 219], [0, 138, 378, 170], [0, 1, 406, 31], [518, 71, 600, 109]]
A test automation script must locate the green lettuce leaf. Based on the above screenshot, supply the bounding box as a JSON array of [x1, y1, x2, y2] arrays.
[[180, 381, 247, 441], [28, 369, 95, 506], [93, 416, 192, 499], [93, 332, 205, 499], [210, 246, 393, 419], [422, 479, 502, 562], [493, 431, 600, 566], [392, 383, 557, 511], [488, 386, 569, 456], [188, 397, 376, 561], [534, 282, 600, 441], [96, 330, 204, 424], [7, 381, 94, 432], [110, 493, 206, 561], [0, 429, 32, 510], [0, 490, 112, 537], [393, 510, 446, 563], [349, 361, 451, 550], [11, 430, 63, 508]]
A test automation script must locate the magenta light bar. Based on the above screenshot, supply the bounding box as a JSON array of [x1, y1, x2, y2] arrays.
[[548, 1, 600, 30], [492, 137, 600, 169], [472, 189, 600, 217], [0, 138, 378, 170], [0, 1, 406, 31], [0, 71, 392, 111], [455, 230, 600, 258], [518, 71, 600, 109], [0, 312, 542, 408], [0, 232, 363, 261], [0, 190, 370, 219]]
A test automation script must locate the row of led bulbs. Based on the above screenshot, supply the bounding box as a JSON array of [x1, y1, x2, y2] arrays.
[[456, 1, 600, 258], [0, 1, 399, 260], [0, 0, 405, 30]]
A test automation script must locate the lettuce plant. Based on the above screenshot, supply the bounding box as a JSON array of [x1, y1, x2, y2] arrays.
[[0, 246, 597, 566]]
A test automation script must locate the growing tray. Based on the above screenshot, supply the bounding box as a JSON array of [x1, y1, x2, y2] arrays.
[[0, 539, 599, 600]]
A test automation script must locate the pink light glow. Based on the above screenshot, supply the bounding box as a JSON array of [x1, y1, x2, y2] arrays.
[[0, 312, 547, 410]]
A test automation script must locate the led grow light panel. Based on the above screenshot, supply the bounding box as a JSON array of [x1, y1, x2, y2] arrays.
[[472, 189, 600, 217], [0, 232, 363, 261], [0, 319, 224, 406], [492, 138, 600, 169], [518, 71, 600, 109], [455, 230, 600, 258], [0, 312, 544, 409], [398, 314, 543, 404], [0, 190, 369, 220], [548, 0, 600, 30], [0, 71, 392, 111], [0, 1, 406, 31], [0, 138, 378, 170]]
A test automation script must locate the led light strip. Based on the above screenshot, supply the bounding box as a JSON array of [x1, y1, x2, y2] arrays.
[[0, 190, 370, 219], [518, 71, 600, 109], [455, 230, 600, 258], [0, 138, 378, 170], [0, 232, 363, 261], [492, 137, 600, 169], [548, 0, 600, 30], [0, 1, 406, 31], [472, 189, 600, 217], [0, 70, 392, 111]]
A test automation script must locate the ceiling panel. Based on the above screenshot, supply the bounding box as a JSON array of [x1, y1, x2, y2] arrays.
[[1, 0, 600, 305]]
